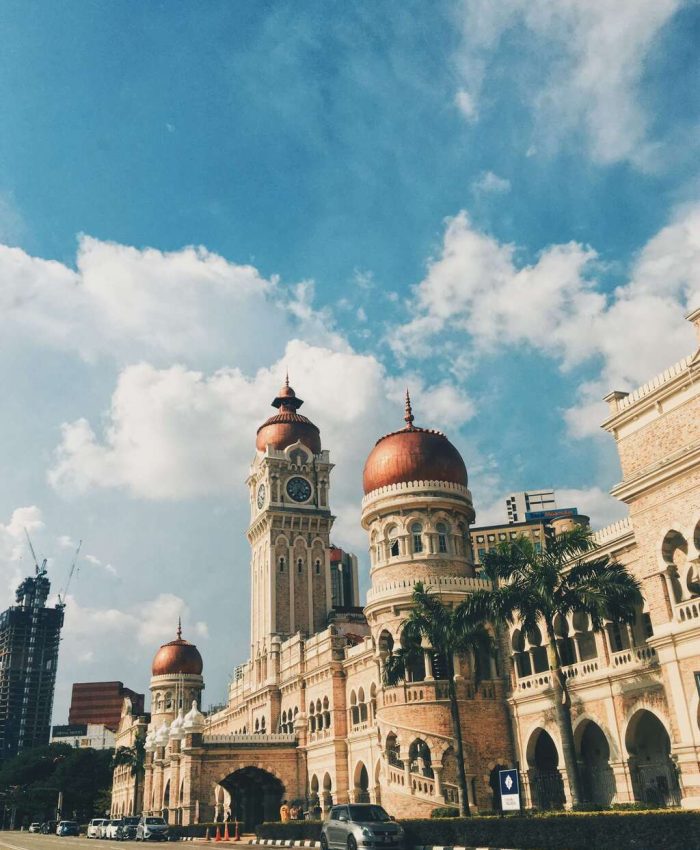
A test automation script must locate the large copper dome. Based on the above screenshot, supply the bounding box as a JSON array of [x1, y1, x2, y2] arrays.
[[151, 623, 203, 677], [363, 392, 468, 495], [256, 377, 321, 454]]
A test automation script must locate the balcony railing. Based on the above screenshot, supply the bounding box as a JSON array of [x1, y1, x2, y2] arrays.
[[202, 732, 296, 745], [676, 598, 700, 624]]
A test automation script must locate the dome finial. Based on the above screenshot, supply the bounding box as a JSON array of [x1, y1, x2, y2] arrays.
[[404, 388, 415, 429], [285, 369, 289, 388], [177, 617, 182, 640]]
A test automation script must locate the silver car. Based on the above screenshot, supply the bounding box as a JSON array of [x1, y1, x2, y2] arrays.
[[321, 805, 404, 850], [136, 817, 169, 842]]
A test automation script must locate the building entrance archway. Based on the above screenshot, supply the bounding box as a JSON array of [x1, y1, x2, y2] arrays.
[[625, 710, 680, 807], [577, 721, 615, 806], [220, 767, 284, 832], [526, 729, 566, 810]]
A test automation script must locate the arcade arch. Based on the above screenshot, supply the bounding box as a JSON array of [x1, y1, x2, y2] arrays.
[[219, 767, 284, 832]]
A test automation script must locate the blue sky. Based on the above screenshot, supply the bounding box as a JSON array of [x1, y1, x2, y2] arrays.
[[0, 1, 698, 722]]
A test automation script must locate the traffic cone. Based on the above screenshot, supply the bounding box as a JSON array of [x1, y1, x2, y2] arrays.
[[224, 823, 230, 842], [215, 825, 221, 842], [233, 821, 240, 842]]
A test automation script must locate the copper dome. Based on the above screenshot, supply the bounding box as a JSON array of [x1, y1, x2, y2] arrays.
[[363, 392, 468, 495], [151, 623, 203, 677], [256, 377, 321, 454]]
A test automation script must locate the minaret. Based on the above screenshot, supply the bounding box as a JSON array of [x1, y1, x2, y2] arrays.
[[247, 378, 335, 671]]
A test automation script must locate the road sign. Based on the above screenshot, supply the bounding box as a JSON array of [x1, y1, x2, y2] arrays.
[[499, 768, 520, 811]]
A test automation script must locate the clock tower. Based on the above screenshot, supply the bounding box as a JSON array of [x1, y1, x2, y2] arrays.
[[246, 378, 335, 668]]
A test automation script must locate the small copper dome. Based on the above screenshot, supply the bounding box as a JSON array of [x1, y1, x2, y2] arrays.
[[256, 376, 321, 454], [152, 622, 203, 677], [363, 391, 468, 495]]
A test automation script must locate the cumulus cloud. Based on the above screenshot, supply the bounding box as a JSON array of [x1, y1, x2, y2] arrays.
[[0, 236, 339, 369], [453, 0, 683, 165], [390, 205, 700, 435], [47, 340, 476, 555]]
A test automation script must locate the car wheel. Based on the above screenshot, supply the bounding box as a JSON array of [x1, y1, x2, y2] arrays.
[[347, 838, 357, 850]]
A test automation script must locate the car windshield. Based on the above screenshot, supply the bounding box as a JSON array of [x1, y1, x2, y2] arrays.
[[145, 818, 166, 825], [61, 823, 78, 827], [124, 818, 140, 825], [348, 806, 391, 823], [111, 820, 122, 826]]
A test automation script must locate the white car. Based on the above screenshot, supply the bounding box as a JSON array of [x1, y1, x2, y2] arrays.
[[105, 820, 124, 840], [28, 823, 41, 834], [87, 819, 108, 838]]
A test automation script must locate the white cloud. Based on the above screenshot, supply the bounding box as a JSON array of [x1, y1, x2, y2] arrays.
[[453, 0, 682, 165], [47, 341, 476, 554], [472, 171, 511, 194], [455, 89, 478, 122], [0, 236, 339, 369], [390, 205, 700, 436]]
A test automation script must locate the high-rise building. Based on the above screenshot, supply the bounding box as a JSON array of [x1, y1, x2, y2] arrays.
[[506, 488, 556, 523], [68, 681, 145, 732], [0, 567, 64, 761], [329, 546, 359, 609]]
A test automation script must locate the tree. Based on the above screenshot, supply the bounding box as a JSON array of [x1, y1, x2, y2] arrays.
[[0, 743, 113, 825], [111, 731, 146, 816], [470, 526, 642, 808], [382, 581, 494, 817]]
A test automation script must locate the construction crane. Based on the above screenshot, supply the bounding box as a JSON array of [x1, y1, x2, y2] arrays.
[[24, 528, 47, 576], [57, 540, 82, 609]]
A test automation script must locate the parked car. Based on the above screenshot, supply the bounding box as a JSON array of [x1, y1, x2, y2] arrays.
[[105, 820, 124, 840], [135, 817, 169, 842], [98, 820, 113, 839], [41, 820, 58, 835], [57, 821, 80, 837], [87, 818, 109, 838], [321, 805, 404, 850], [119, 817, 141, 841], [28, 823, 42, 834]]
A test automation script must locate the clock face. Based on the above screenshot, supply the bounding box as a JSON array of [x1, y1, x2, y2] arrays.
[[257, 483, 266, 509], [286, 476, 312, 503]]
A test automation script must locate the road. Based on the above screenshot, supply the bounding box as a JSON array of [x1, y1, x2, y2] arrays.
[[0, 837, 212, 850]]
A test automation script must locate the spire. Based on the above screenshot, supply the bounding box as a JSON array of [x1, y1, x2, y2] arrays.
[[285, 369, 290, 388], [271, 374, 304, 411], [404, 388, 415, 429], [177, 617, 182, 641]]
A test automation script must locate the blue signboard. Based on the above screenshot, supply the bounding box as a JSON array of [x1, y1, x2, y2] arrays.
[[525, 507, 579, 522], [499, 768, 520, 811]]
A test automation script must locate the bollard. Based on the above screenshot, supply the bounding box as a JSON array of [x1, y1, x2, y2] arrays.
[[205, 827, 211, 842]]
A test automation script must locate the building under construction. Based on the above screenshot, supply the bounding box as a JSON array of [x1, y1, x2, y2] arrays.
[[0, 566, 64, 761]]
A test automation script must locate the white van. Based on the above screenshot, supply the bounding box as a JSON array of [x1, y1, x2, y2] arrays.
[[87, 819, 108, 839]]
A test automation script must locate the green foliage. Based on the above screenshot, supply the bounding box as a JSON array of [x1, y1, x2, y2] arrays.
[[430, 806, 459, 818], [0, 743, 113, 825], [255, 811, 700, 850]]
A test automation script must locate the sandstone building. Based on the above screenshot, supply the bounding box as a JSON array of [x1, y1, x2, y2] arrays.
[[111, 310, 700, 823]]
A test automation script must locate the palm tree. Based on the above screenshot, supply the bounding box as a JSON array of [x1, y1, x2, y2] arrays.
[[469, 526, 642, 808], [112, 731, 146, 816], [382, 581, 494, 817]]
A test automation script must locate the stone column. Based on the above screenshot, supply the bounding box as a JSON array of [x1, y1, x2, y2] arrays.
[[424, 650, 434, 681], [432, 765, 444, 800]]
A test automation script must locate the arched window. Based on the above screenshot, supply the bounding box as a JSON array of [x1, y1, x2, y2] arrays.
[[279, 557, 285, 573], [315, 559, 321, 575], [165, 691, 173, 710], [358, 688, 367, 722], [261, 716, 266, 733], [297, 558, 303, 574], [350, 691, 359, 727], [411, 523, 423, 554], [436, 522, 449, 553], [386, 526, 399, 558]]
